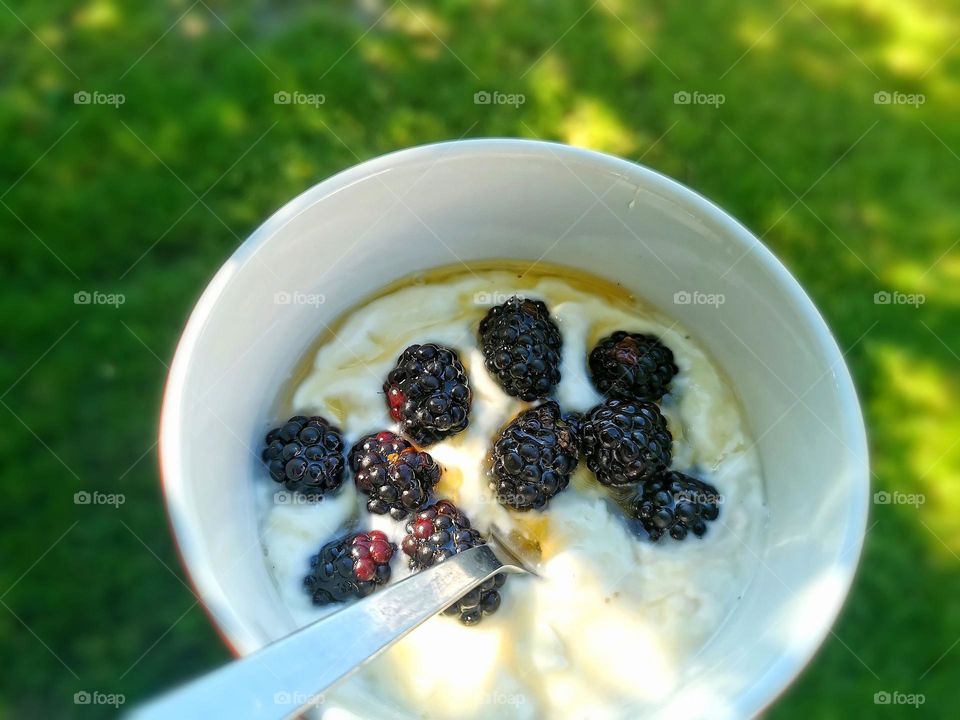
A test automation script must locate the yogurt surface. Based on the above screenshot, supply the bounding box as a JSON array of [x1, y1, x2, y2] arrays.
[[257, 266, 767, 720]]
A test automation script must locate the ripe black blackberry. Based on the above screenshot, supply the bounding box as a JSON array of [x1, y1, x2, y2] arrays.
[[490, 401, 580, 511], [478, 297, 562, 400], [350, 431, 441, 520], [262, 415, 346, 497], [303, 531, 395, 605], [349, 430, 409, 471], [589, 331, 678, 401], [401, 501, 506, 625], [581, 399, 672, 487], [628, 471, 722, 541], [384, 344, 472, 445]]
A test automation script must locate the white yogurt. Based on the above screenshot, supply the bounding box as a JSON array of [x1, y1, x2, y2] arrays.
[[258, 270, 767, 719]]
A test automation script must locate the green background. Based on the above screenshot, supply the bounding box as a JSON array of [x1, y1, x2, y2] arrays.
[[1, 0, 957, 717]]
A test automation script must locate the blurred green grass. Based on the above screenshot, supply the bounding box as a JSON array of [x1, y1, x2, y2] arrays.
[[1, 0, 958, 717]]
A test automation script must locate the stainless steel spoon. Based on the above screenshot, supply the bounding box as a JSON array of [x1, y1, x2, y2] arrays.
[[129, 536, 533, 719]]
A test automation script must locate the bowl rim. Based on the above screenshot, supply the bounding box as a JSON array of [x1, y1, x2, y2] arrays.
[[158, 138, 869, 718]]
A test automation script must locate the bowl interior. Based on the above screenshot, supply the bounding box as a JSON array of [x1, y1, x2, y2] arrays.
[[160, 140, 868, 719]]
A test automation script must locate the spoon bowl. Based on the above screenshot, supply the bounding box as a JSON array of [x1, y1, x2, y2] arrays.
[[130, 542, 528, 719]]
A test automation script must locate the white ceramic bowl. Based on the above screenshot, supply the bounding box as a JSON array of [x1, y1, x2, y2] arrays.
[[160, 140, 868, 719]]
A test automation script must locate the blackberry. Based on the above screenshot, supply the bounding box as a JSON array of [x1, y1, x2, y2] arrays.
[[349, 430, 410, 471], [628, 471, 722, 541], [350, 431, 441, 520], [384, 344, 472, 445], [262, 415, 345, 497], [303, 531, 395, 605], [478, 296, 562, 400], [589, 331, 678, 401], [401, 501, 505, 625], [581, 399, 672, 487], [489, 401, 580, 511]]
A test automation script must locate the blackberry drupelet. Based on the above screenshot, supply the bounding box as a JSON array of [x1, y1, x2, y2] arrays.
[[581, 399, 672, 487], [262, 415, 346, 497], [401, 500, 506, 625], [589, 331, 678, 401], [384, 344, 472, 445], [489, 401, 580, 511], [350, 431, 441, 520], [478, 296, 562, 400], [303, 531, 395, 605], [629, 471, 722, 541]]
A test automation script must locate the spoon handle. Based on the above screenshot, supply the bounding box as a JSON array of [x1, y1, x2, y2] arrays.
[[128, 544, 511, 719]]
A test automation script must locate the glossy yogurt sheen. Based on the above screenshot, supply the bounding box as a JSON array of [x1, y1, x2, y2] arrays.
[[256, 267, 767, 720]]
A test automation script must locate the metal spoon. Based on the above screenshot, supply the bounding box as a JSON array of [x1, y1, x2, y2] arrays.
[[129, 535, 534, 719]]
